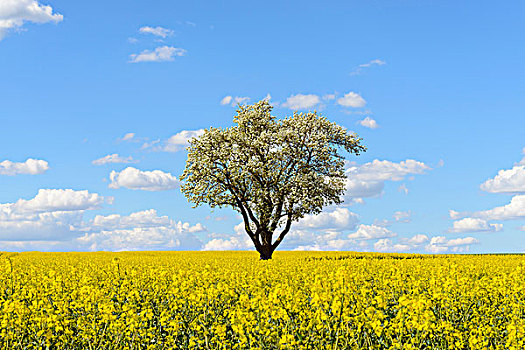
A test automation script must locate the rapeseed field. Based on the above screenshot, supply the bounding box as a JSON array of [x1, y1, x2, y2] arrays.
[[0, 251, 524, 349]]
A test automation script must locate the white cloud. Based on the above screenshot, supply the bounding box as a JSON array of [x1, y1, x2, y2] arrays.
[[296, 208, 359, 230], [425, 235, 478, 253], [287, 230, 360, 251], [348, 224, 396, 240], [220, 96, 232, 105], [130, 46, 186, 63], [109, 167, 180, 191], [449, 217, 502, 233], [350, 59, 386, 75], [337, 92, 366, 108], [233, 96, 250, 105], [359, 59, 386, 68], [202, 222, 251, 251], [480, 166, 525, 194], [77, 227, 202, 252], [358, 116, 378, 129], [281, 94, 320, 110], [163, 129, 205, 152], [122, 132, 135, 141], [466, 195, 525, 221], [398, 184, 409, 195], [92, 154, 136, 165], [0, 189, 105, 241], [139, 26, 173, 38], [0, 158, 49, 175], [322, 93, 336, 101], [77, 214, 204, 252], [344, 159, 430, 202], [4, 189, 105, 214], [82, 209, 206, 235], [449, 210, 461, 220], [452, 195, 525, 222], [406, 234, 429, 245], [0, 191, 204, 251], [202, 235, 251, 251], [0, 0, 63, 40], [394, 210, 412, 223], [374, 239, 410, 252], [375, 234, 429, 253], [345, 180, 385, 200], [142, 129, 205, 152], [220, 95, 250, 107], [347, 159, 430, 182], [77, 209, 205, 251]]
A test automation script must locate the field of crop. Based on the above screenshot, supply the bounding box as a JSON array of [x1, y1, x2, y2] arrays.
[[0, 251, 524, 349]]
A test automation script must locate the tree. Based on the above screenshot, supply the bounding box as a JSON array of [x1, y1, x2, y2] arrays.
[[180, 100, 366, 259]]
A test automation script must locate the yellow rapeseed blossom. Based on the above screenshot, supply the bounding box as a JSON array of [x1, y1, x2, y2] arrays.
[[0, 251, 523, 349]]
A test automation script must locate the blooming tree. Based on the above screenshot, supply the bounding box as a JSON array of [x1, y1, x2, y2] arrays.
[[181, 100, 365, 259]]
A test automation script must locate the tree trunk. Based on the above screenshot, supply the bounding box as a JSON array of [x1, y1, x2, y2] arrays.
[[258, 230, 274, 260], [258, 242, 274, 260]]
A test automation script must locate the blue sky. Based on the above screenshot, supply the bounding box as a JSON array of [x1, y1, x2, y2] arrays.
[[1, 0, 524, 253]]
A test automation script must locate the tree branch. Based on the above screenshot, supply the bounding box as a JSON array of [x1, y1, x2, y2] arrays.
[[271, 212, 293, 250]]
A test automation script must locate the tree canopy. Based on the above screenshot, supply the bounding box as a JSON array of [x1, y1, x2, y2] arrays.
[[180, 100, 365, 259]]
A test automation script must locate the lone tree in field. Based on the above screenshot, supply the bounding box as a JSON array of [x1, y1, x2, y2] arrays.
[[181, 100, 365, 259]]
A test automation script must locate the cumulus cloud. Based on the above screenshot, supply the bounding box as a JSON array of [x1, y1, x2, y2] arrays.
[[287, 230, 363, 251], [77, 226, 202, 252], [5, 189, 105, 214], [109, 167, 180, 191], [452, 195, 525, 222], [358, 116, 378, 129], [337, 92, 366, 108], [480, 166, 525, 194], [163, 129, 205, 152], [202, 222, 251, 251], [0, 0, 63, 40], [374, 239, 410, 252], [405, 234, 429, 245], [348, 224, 396, 240], [0, 189, 106, 241], [281, 94, 320, 110], [0, 158, 49, 175], [130, 46, 186, 63], [0, 192, 204, 251], [425, 236, 478, 253], [373, 234, 429, 252], [139, 26, 173, 38], [347, 159, 430, 182], [220, 95, 250, 107], [449, 217, 502, 233], [77, 209, 205, 251], [92, 154, 136, 165], [296, 208, 359, 230], [344, 159, 430, 202], [82, 209, 206, 234], [202, 235, 251, 251]]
